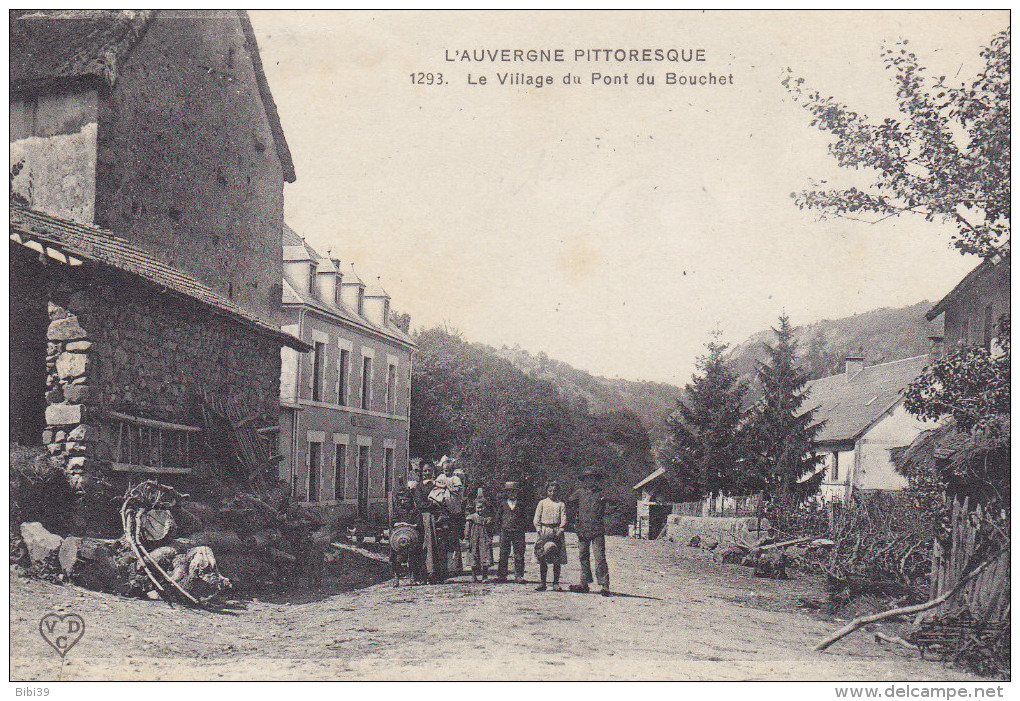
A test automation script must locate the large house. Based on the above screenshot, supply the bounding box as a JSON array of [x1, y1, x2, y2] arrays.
[[278, 226, 415, 524], [9, 10, 305, 532], [804, 355, 938, 502]]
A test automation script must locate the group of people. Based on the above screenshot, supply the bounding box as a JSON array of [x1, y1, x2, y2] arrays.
[[390, 459, 611, 596]]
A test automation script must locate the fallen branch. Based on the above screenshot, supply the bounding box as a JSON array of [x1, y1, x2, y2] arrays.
[[753, 535, 817, 553], [121, 507, 169, 600], [875, 632, 919, 651], [814, 548, 1007, 652]]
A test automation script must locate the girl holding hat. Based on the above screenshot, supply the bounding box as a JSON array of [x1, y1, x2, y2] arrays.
[[532, 480, 567, 591]]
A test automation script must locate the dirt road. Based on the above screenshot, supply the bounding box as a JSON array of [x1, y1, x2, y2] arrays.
[[10, 534, 973, 681]]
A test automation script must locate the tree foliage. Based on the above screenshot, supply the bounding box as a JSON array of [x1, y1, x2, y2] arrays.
[[783, 28, 1010, 257], [409, 326, 653, 533], [902, 315, 1010, 507], [904, 316, 1010, 434], [743, 315, 825, 499], [662, 331, 748, 500]]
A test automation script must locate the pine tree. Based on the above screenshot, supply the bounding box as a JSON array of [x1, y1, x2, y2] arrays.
[[743, 314, 825, 499], [664, 331, 748, 500]]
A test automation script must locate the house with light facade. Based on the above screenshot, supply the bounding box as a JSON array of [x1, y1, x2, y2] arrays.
[[278, 226, 414, 523], [804, 355, 938, 502]]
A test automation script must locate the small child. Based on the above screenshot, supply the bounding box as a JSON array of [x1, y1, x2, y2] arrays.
[[464, 490, 493, 582], [533, 480, 567, 591], [390, 488, 424, 586]]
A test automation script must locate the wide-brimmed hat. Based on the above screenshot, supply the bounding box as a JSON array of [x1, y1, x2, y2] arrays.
[[580, 468, 603, 480], [540, 540, 560, 559]]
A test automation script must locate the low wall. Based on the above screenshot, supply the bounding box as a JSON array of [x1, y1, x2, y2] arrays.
[[661, 514, 772, 548]]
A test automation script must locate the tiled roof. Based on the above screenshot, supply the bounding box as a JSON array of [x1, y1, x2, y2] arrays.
[[10, 10, 154, 92], [282, 278, 414, 348], [10, 206, 309, 351], [341, 263, 365, 286], [10, 10, 295, 184], [365, 279, 390, 298], [802, 355, 930, 444]]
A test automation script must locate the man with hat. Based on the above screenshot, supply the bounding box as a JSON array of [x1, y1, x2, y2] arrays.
[[495, 481, 528, 583], [568, 468, 611, 596]]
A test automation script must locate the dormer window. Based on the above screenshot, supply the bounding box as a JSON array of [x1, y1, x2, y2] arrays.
[[308, 263, 317, 296], [357, 287, 365, 315], [334, 279, 342, 306]]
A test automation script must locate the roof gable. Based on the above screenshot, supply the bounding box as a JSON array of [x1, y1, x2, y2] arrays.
[[802, 355, 930, 444], [10, 10, 295, 183]]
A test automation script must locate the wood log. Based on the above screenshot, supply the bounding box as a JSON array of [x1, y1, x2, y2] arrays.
[[139, 509, 174, 543]]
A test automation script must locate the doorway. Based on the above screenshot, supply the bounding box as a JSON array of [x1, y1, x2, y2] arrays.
[[357, 444, 370, 518]]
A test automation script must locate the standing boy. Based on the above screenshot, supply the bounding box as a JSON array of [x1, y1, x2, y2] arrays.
[[568, 468, 611, 596], [495, 481, 527, 582]]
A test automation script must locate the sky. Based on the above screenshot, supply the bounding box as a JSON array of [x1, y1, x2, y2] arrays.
[[249, 10, 1006, 385]]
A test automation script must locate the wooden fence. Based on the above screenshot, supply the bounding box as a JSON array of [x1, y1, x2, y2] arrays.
[[927, 497, 1009, 624], [673, 492, 763, 518]]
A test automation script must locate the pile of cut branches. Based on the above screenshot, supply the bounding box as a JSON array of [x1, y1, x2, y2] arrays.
[[821, 492, 934, 608]]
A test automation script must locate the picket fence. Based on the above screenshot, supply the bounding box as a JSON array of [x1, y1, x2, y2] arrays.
[[927, 496, 1010, 623], [673, 492, 763, 518]]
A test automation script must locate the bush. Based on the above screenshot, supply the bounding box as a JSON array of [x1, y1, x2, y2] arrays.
[[10, 443, 76, 536]]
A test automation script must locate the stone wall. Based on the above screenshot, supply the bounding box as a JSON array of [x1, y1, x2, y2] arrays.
[[662, 514, 772, 549], [35, 262, 282, 532]]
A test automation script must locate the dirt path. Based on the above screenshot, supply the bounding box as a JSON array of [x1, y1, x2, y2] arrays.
[[10, 534, 974, 681]]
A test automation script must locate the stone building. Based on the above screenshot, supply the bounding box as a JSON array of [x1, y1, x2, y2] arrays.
[[9, 10, 305, 532], [278, 226, 415, 524]]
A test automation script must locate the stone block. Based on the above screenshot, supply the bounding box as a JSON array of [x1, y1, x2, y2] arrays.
[[66, 456, 87, 472], [63, 385, 93, 403], [65, 341, 92, 352], [45, 403, 83, 426], [45, 388, 64, 404], [41, 430, 54, 444], [48, 316, 86, 341], [47, 302, 70, 320], [20, 522, 63, 565], [68, 424, 98, 442], [56, 352, 88, 379]]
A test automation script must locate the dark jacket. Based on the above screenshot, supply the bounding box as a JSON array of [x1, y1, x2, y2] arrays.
[[568, 486, 607, 538], [496, 499, 529, 532], [392, 499, 422, 530]]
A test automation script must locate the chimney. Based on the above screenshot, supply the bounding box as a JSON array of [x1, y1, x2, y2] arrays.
[[928, 335, 945, 361], [845, 355, 865, 380]]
